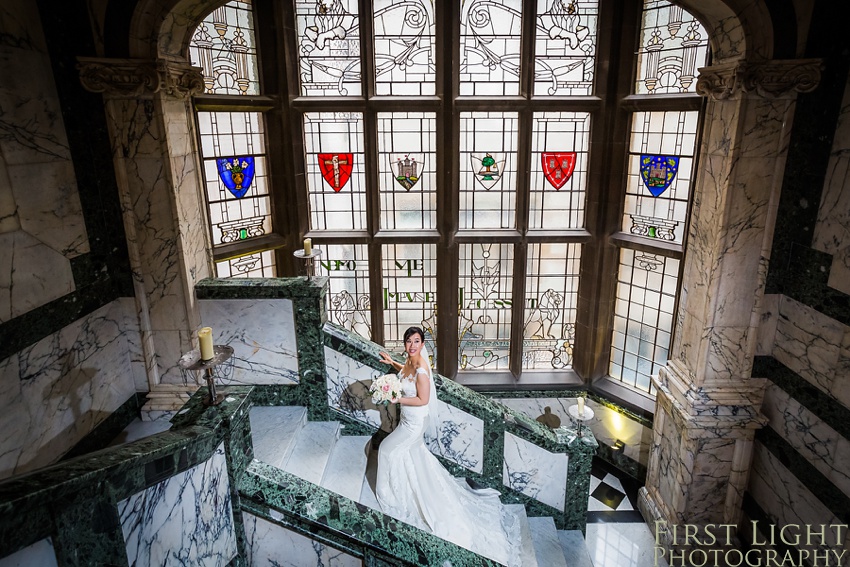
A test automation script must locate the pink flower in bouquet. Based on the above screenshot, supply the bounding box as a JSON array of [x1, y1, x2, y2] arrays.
[[382, 384, 390, 392]]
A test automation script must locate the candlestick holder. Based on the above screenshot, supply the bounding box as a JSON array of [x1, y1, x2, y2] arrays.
[[178, 345, 234, 406], [293, 248, 322, 280], [568, 404, 594, 437]]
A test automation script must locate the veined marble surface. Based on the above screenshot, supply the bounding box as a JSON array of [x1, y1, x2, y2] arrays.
[[199, 298, 299, 385], [0, 538, 58, 567], [243, 512, 362, 567], [0, 299, 137, 480], [119, 442, 237, 567], [503, 431, 568, 511], [425, 401, 484, 474]]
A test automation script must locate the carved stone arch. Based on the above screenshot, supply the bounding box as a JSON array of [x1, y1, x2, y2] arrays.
[[128, 0, 233, 60], [673, 0, 775, 62]]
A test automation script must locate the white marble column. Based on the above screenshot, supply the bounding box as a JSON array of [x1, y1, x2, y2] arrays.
[[78, 58, 212, 387], [639, 58, 822, 543]]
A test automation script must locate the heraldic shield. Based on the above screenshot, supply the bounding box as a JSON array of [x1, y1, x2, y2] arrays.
[[639, 154, 679, 197], [391, 154, 424, 191], [318, 153, 354, 192], [216, 157, 256, 199], [541, 152, 577, 190]]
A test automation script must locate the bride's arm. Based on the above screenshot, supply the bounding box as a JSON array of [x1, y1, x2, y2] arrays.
[[397, 368, 431, 407], [378, 351, 403, 371]]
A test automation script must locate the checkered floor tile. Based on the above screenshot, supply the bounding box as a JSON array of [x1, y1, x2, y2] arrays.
[[587, 459, 644, 522]]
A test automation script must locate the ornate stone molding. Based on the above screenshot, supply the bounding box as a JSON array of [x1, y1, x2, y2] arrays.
[[696, 58, 822, 100], [77, 57, 204, 99]]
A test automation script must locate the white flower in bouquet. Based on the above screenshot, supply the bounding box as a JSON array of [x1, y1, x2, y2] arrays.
[[370, 373, 402, 405]]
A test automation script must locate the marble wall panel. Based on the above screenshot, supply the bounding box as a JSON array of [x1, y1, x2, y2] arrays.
[[0, 299, 137, 480], [324, 347, 384, 429], [119, 442, 237, 567], [772, 295, 848, 404], [199, 298, 299, 385], [425, 402, 484, 474], [686, 437, 736, 524], [243, 512, 362, 567], [0, 0, 48, 52], [756, 293, 779, 356], [762, 383, 850, 498], [109, 297, 150, 392], [503, 431, 568, 511], [0, 538, 58, 567]]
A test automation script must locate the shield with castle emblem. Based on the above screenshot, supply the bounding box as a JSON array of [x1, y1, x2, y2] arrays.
[[639, 154, 679, 197], [318, 153, 354, 192], [390, 154, 424, 191], [541, 152, 577, 190]]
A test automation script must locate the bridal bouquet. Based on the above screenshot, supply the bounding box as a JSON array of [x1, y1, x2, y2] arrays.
[[370, 374, 402, 405]]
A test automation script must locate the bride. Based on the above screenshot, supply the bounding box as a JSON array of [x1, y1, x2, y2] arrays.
[[376, 326, 521, 567]]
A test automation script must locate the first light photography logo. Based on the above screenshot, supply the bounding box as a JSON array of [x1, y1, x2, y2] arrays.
[[654, 521, 848, 567]]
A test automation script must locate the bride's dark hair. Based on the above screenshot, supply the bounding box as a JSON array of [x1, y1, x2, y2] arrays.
[[403, 326, 425, 343]]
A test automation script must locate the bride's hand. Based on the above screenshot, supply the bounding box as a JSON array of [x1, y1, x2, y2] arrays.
[[378, 351, 400, 369]]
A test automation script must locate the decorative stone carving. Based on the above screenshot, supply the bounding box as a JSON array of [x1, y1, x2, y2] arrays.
[[77, 57, 204, 99], [696, 59, 822, 100]]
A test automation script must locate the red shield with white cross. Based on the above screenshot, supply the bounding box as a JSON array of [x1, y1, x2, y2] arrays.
[[318, 153, 354, 192], [541, 152, 577, 190]]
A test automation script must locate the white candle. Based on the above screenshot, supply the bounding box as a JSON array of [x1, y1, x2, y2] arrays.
[[303, 238, 312, 255], [577, 396, 585, 417], [198, 327, 214, 361]]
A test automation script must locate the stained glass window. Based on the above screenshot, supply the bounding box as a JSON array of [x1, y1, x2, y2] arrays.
[[459, 112, 519, 230], [197, 111, 271, 246], [459, 0, 523, 96], [635, 0, 709, 95], [377, 112, 437, 230], [459, 243, 514, 371], [295, 0, 361, 96], [382, 244, 438, 357], [609, 248, 679, 393], [523, 243, 581, 370], [533, 0, 599, 96], [373, 0, 436, 95], [189, 0, 260, 95], [215, 250, 276, 277], [622, 111, 697, 244], [317, 244, 372, 339], [304, 112, 367, 231], [529, 111, 590, 229]]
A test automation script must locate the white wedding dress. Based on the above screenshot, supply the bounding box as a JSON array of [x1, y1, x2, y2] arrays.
[[375, 360, 521, 567]]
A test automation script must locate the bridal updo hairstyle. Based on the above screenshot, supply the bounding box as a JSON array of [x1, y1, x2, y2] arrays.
[[403, 326, 426, 344]]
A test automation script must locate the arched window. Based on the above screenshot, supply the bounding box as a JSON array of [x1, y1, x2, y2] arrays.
[[188, 0, 709, 397]]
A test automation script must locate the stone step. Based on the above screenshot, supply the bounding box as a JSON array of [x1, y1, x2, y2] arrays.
[[321, 435, 371, 502], [528, 516, 568, 567], [281, 421, 341, 485], [557, 530, 594, 567], [358, 473, 381, 511], [249, 406, 308, 468], [506, 504, 539, 567], [108, 417, 173, 447]]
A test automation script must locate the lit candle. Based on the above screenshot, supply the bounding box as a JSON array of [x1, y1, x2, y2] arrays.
[[577, 396, 585, 417], [198, 327, 214, 361], [303, 238, 312, 255]]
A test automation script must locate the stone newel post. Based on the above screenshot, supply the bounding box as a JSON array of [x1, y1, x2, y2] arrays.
[[638, 58, 822, 545]]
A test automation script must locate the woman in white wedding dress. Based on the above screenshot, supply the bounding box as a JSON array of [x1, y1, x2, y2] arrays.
[[376, 327, 521, 567]]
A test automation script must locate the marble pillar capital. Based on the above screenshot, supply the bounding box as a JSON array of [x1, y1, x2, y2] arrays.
[[77, 57, 204, 100], [696, 58, 822, 100]]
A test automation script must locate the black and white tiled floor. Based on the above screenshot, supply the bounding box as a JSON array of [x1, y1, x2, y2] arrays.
[[586, 458, 645, 523]]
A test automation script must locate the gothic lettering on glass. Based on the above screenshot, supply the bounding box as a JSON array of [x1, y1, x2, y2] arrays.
[[541, 152, 576, 190], [534, 0, 599, 96], [317, 244, 372, 339], [296, 0, 362, 96], [373, 0, 436, 95], [189, 0, 260, 95], [459, 0, 523, 96], [382, 244, 437, 361]]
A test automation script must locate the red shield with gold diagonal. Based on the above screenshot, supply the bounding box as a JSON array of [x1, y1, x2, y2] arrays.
[[318, 153, 354, 192], [541, 152, 577, 190]]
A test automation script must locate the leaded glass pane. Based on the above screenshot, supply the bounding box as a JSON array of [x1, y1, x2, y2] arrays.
[[523, 243, 581, 370], [529, 111, 590, 229], [459, 112, 519, 229], [622, 111, 698, 244], [197, 111, 271, 246], [458, 243, 514, 371], [377, 112, 437, 230], [295, 0, 361, 96], [609, 248, 679, 394], [382, 244, 437, 360], [534, 0, 599, 96], [317, 244, 372, 339], [635, 0, 709, 95], [459, 0, 522, 96], [215, 250, 276, 277], [189, 0, 260, 95], [304, 112, 366, 231], [373, 0, 436, 95]]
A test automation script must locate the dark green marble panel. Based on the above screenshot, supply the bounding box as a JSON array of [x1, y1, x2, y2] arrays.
[[195, 276, 329, 300], [239, 460, 501, 567], [169, 386, 254, 432], [0, 505, 51, 558], [248, 384, 310, 407], [62, 393, 145, 460], [51, 485, 128, 567]]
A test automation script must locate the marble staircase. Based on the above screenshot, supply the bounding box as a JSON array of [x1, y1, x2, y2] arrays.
[[249, 405, 594, 567]]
